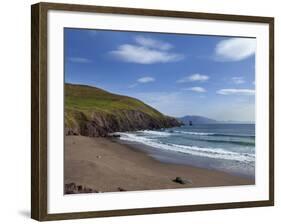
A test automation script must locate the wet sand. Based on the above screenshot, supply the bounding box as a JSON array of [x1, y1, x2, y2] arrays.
[[64, 135, 254, 194]]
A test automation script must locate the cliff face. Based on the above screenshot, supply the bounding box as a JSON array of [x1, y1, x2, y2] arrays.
[[65, 109, 181, 137], [65, 84, 182, 137]]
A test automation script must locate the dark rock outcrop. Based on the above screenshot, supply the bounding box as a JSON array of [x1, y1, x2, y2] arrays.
[[66, 109, 182, 137]]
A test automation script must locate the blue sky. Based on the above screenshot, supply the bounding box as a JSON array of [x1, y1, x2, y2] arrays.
[[65, 28, 256, 122]]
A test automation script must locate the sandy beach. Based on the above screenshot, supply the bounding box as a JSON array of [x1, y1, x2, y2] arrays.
[[64, 135, 254, 194]]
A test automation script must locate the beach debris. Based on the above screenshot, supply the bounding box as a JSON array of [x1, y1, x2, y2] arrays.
[[172, 177, 193, 185], [83, 187, 93, 193], [64, 182, 96, 194], [117, 187, 126, 192], [77, 185, 83, 191], [65, 182, 77, 194]]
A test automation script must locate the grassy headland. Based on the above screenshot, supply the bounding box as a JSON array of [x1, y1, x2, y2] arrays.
[[65, 83, 182, 137]]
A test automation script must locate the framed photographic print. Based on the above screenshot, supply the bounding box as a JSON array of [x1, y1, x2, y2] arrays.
[[31, 2, 274, 221]]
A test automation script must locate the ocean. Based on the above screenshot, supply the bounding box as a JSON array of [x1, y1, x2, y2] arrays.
[[116, 124, 255, 179]]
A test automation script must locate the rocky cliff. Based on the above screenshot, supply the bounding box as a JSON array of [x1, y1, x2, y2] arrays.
[[65, 84, 182, 137]]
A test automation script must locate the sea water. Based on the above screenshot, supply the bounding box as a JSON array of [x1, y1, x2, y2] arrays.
[[116, 124, 255, 179]]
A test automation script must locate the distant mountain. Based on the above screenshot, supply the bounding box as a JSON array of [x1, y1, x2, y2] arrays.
[[65, 83, 182, 137], [179, 115, 218, 124]]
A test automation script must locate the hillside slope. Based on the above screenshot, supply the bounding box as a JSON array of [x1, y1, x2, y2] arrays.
[[65, 84, 182, 137]]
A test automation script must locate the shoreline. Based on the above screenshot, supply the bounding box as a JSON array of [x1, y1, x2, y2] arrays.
[[64, 135, 254, 194], [114, 137, 255, 180]]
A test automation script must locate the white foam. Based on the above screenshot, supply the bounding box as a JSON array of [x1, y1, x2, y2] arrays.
[[174, 131, 215, 136], [116, 132, 255, 163], [137, 130, 171, 137]]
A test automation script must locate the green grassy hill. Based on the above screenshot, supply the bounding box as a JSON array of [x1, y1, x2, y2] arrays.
[[65, 83, 182, 137]]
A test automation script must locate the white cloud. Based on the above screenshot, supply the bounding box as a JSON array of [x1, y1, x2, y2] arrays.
[[129, 76, 155, 88], [68, 57, 91, 63], [110, 44, 183, 64], [215, 38, 256, 61], [232, 76, 245, 84], [135, 36, 173, 50], [184, 87, 206, 93], [177, 74, 209, 83], [217, 88, 255, 95], [137, 76, 155, 83], [109, 36, 184, 64]]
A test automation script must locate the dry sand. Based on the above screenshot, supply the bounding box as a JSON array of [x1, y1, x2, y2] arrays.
[[64, 135, 254, 193]]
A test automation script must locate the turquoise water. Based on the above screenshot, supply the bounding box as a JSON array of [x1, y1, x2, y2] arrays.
[[116, 124, 255, 178]]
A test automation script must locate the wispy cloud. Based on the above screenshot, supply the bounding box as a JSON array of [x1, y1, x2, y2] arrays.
[[232, 76, 245, 84], [109, 36, 184, 64], [110, 45, 183, 64], [135, 36, 173, 50], [129, 76, 155, 88], [217, 88, 255, 95], [184, 87, 206, 93], [137, 76, 155, 83], [177, 74, 209, 83], [68, 57, 91, 63], [128, 83, 138, 88], [215, 38, 256, 61]]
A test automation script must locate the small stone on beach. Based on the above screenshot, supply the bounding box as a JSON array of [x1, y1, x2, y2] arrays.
[[117, 187, 126, 191], [173, 177, 193, 185]]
